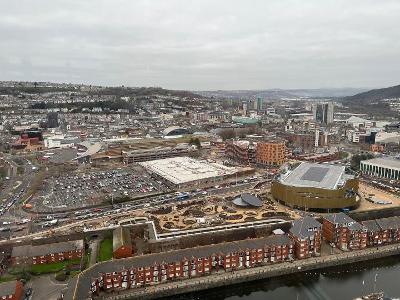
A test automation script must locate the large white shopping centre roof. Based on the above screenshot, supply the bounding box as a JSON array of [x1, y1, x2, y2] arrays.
[[139, 156, 238, 185]]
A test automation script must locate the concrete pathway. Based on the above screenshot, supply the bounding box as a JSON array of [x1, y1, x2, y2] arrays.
[[89, 239, 100, 266]]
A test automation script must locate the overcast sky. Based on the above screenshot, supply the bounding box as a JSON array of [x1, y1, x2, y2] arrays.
[[1, 0, 400, 90]]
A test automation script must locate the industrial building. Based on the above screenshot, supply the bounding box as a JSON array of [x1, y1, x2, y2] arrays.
[[271, 162, 358, 210], [360, 157, 400, 180], [139, 157, 251, 188]]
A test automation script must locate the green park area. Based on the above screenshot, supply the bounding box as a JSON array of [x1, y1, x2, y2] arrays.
[[0, 274, 18, 283], [97, 238, 113, 262], [30, 259, 79, 274]]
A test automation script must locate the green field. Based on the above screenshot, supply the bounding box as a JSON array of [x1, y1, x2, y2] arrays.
[[0, 275, 17, 283], [97, 238, 113, 262], [30, 258, 82, 275]]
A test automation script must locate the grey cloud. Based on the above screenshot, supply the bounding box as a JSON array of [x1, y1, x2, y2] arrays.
[[0, 0, 399, 89]]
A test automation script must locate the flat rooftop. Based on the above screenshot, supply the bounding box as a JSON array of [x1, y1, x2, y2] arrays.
[[361, 157, 400, 170], [280, 162, 347, 190], [139, 157, 238, 185]]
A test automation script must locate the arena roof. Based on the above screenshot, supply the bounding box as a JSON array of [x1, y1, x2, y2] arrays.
[[163, 126, 188, 136], [361, 157, 400, 170], [280, 162, 346, 190], [139, 157, 238, 185]]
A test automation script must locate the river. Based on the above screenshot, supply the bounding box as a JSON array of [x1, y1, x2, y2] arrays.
[[162, 256, 400, 300]]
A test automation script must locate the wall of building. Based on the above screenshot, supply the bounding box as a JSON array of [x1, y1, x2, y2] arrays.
[[271, 178, 359, 210], [75, 243, 400, 300], [12, 249, 83, 266], [255, 142, 286, 166], [225, 141, 255, 165], [89, 241, 294, 297], [360, 161, 400, 180]]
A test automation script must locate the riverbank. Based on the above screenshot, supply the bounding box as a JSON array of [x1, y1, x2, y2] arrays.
[[99, 243, 400, 300]]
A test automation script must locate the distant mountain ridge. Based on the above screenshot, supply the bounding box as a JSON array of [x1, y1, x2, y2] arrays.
[[343, 84, 400, 104], [0, 83, 204, 99], [196, 88, 369, 99]]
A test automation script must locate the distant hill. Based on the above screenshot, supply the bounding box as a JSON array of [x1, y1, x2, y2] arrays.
[[88, 86, 204, 99], [197, 88, 369, 99], [0, 83, 204, 99], [340, 84, 400, 118], [343, 84, 400, 104]]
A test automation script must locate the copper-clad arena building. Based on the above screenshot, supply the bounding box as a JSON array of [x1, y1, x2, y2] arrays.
[[271, 162, 359, 210]]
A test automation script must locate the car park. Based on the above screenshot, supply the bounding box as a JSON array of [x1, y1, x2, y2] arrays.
[[32, 167, 169, 211]]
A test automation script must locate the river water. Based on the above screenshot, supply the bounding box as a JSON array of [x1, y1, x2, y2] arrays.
[[163, 256, 400, 300]]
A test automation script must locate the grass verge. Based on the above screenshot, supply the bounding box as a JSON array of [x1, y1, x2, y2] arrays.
[[97, 238, 113, 262]]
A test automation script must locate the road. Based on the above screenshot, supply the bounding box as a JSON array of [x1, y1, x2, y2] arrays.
[[0, 182, 270, 245], [0, 156, 38, 239], [28, 274, 69, 300]]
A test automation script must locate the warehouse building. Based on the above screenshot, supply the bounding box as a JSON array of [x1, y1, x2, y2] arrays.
[[360, 157, 400, 180], [271, 162, 359, 210]]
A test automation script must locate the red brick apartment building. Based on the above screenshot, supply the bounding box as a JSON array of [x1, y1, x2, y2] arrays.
[[289, 216, 322, 259], [362, 216, 400, 246], [11, 240, 84, 266], [323, 213, 367, 251], [0, 280, 23, 300], [225, 140, 286, 166], [86, 235, 293, 296]]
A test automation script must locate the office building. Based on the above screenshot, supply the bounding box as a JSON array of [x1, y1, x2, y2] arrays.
[[312, 103, 334, 125], [360, 157, 400, 180]]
